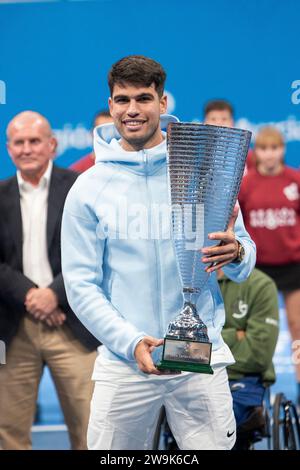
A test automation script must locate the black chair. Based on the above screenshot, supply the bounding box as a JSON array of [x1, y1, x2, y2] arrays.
[[272, 392, 300, 450]]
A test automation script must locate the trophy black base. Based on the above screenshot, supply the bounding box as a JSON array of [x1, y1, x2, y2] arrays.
[[157, 359, 213, 374], [156, 336, 214, 375]]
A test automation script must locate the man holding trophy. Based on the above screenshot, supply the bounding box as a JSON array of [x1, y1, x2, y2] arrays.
[[61, 55, 256, 450]]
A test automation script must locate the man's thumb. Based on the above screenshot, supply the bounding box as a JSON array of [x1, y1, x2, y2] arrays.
[[146, 336, 164, 347]]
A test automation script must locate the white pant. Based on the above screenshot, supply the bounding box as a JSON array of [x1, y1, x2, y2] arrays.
[[87, 355, 236, 450]]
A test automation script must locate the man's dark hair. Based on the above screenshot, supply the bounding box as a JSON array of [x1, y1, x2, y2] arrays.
[[108, 55, 166, 98], [92, 109, 111, 128], [204, 100, 234, 118]]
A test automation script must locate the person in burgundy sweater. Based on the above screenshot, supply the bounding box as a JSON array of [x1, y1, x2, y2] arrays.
[[70, 110, 113, 173], [239, 126, 300, 406]]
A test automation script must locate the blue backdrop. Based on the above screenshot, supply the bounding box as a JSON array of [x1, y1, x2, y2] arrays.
[[1, 1, 300, 433], [0, 0, 300, 179]]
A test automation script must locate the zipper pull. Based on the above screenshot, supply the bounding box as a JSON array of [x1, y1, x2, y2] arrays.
[[143, 150, 147, 165]]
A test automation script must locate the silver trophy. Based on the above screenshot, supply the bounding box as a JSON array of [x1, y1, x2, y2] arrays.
[[157, 123, 251, 374]]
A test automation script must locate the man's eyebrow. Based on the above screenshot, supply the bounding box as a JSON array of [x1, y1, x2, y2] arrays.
[[113, 92, 154, 101], [135, 93, 154, 99], [113, 94, 129, 101]]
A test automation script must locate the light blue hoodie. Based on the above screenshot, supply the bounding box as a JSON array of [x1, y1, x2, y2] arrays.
[[61, 115, 256, 367]]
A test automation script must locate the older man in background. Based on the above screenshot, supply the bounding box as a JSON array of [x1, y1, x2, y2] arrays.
[[0, 111, 99, 450]]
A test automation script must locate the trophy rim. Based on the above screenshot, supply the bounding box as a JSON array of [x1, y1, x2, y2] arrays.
[[167, 120, 252, 139]]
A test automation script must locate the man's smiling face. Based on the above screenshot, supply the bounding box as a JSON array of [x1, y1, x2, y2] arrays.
[[108, 82, 167, 151]]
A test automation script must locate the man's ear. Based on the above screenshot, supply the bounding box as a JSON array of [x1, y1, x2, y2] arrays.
[[6, 142, 13, 160], [49, 136, 58, 154], [108, 97, 114, 117], [160, 94, 168, 114]]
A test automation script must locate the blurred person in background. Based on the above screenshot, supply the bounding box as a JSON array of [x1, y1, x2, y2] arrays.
[[0, 111, 99, 450], [220, 268, 279, 448], [70, 110, 113, 172], [204, 99, 234, 128], [239, 126, 300, 407], [204, 99, 255, 172]]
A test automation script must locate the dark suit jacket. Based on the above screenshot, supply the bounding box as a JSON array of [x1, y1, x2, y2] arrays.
[[0, 165, 100, 350]]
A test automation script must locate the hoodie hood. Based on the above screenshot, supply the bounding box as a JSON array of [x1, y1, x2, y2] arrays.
[[93, 114, 179, 169]]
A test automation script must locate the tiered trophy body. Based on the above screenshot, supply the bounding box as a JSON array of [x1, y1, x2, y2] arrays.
[[157, 123, 251, 374]]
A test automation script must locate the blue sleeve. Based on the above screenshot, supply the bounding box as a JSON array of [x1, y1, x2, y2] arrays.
[[222, 207, 256, 283], [61, 185, 146, 362]]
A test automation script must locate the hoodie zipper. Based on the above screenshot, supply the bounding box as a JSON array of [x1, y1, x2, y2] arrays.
[[143, 150, 164, 337]]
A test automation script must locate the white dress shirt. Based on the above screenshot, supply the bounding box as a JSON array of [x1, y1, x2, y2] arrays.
[[17, 161, 54, 287]]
